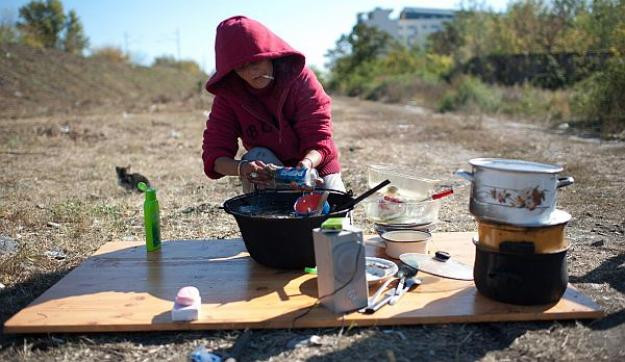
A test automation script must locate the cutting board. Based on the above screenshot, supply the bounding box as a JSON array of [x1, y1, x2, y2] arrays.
[[3, 232, 602, 333]]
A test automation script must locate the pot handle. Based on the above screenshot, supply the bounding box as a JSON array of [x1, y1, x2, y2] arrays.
[[557, 176, 574, 188], [454, 169, 474, 182]]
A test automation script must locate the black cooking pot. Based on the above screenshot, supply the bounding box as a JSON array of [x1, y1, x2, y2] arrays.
[[223, 189, 354, 269], [473, 240, 568, 305]]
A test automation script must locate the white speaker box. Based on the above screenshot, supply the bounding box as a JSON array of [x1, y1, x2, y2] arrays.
[[312, 227, 368, 314]]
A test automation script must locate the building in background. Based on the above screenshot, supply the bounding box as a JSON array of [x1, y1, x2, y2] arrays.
[[357, 7, 455, 49]]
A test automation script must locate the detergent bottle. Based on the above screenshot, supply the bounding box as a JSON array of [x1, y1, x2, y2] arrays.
[[138, 182, 161, 252]]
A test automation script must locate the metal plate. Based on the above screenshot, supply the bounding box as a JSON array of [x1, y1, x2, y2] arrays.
[[365, 257, 398, 285]]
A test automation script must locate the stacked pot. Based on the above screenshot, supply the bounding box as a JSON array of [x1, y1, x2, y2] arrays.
[[456, 158, 574, 305]]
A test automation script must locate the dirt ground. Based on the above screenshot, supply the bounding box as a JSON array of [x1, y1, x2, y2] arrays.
[[1, 96, 624, 361]]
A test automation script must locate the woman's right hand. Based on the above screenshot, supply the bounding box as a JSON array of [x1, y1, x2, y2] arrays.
[[240, 160, 273, 184]]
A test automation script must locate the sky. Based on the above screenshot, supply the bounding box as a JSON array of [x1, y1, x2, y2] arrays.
[[3, 0, 510, 73]]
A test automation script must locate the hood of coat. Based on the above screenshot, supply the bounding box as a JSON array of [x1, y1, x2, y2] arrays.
[[205, 16, 305, 96]]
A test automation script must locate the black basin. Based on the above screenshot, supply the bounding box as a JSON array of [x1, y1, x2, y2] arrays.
[[223, 189, 353, 269]]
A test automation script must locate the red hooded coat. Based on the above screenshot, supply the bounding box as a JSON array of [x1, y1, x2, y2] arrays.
[[202, 16, 341, 179]]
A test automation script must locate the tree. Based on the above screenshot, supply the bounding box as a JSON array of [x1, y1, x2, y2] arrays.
[[0, 9, 18, 44], [585, 0, 625, 53], [325, 23, 398, 91], [428, 20, 464, 55], [63, 9, 88, 54], [326, 24, 396, 76], [17, 0, 66, 48]]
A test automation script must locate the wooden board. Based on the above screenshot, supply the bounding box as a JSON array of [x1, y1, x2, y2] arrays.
[[4, 232, 603, 333]]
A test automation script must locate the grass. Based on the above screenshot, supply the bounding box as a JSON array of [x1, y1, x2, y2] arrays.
[[0, 45, 624, 361], [1, 97, 624, 360], [0, 43, 205, 119]]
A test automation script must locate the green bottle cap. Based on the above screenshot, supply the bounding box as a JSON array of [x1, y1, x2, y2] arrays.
[[321, 217, 344, 231], [138, 182, 157, 201]]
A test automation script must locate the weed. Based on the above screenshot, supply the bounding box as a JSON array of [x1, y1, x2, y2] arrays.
[[438, 76, 502, 113]]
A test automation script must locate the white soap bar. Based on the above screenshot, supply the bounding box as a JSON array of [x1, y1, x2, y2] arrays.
[[175, 286, 200, 306], [171, 298, 201, 321]]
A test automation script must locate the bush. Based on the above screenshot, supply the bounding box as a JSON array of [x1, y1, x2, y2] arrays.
[[152, 55, 204, 76], [90, 46, 128, 63], [365, 73, 445, 104], [572, 58, 625, 133], [438, 75, 502, 113], [496, 83, 571, 121]]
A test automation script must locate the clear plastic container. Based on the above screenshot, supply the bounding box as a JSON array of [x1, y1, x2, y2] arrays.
[[368, 164, 439, 201], [363, 196, 441, 225]]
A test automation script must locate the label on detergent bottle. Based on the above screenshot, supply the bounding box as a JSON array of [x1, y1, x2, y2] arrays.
[[273, 167, 319, 188]]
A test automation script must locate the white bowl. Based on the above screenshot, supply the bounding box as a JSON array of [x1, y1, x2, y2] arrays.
[[379, 230, 431, 259]]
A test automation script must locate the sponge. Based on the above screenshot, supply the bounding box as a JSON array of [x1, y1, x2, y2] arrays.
[[171, 286, 201, 321]]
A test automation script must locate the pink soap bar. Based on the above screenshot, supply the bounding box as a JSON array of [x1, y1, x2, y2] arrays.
[[175, 286, 200, 306]]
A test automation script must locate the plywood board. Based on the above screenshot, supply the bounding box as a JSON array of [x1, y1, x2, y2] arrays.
[[4, 232, 603, 333]]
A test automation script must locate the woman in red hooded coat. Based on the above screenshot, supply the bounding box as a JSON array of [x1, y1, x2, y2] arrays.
[[202, 16, 345, 192]]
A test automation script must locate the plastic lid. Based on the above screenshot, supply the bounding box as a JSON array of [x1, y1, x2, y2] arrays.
[[400, 252, 473, 281], [138, 182, 157, 201]]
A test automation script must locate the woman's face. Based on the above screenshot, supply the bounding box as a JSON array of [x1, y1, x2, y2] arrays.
[[234, 59, 273, 89]]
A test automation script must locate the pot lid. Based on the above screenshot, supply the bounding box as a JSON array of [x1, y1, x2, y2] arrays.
[[469, 158, 563, 174], [400, 251, 473, 281]]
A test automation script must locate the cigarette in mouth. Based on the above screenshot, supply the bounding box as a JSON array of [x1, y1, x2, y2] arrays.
[[261, 75, 274, 80]]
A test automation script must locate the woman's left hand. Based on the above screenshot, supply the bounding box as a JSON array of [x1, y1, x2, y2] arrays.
[[296, 157, 313, 169]]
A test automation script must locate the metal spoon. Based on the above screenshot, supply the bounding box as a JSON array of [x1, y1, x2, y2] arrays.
[[392, 264, 418, 298], [388, 276, 422, 305], [360, 263, 418, 314], [361, 277, 394, 311]]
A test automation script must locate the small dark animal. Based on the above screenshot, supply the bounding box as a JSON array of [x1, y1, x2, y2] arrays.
[[115, 166, 150, 192]]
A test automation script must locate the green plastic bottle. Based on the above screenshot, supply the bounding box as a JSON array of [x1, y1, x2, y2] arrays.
[[138, 182, 161, 252]]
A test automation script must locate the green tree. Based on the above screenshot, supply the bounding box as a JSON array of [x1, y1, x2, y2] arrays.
[[325, 24, 397, 90], [326, 24, 396, 75], [428, 20, 464, 55], [63, 9, 88, 54], [585, 0, 625, 52], [17, 0, 66, 48]]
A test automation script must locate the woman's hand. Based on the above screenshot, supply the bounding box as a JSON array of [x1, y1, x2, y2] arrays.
[[296, 157, 314, 170], [240, 160, 273, 184]]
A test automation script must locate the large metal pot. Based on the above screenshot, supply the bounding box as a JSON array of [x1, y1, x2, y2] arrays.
[[223, 189, 354, 269], [455, 158, 574, 225], [473, 238, 568, 305]]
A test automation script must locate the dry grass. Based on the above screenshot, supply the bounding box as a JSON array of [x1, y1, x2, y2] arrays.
[[0, 43, 204, 119], [1, 95, 624, 360]]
